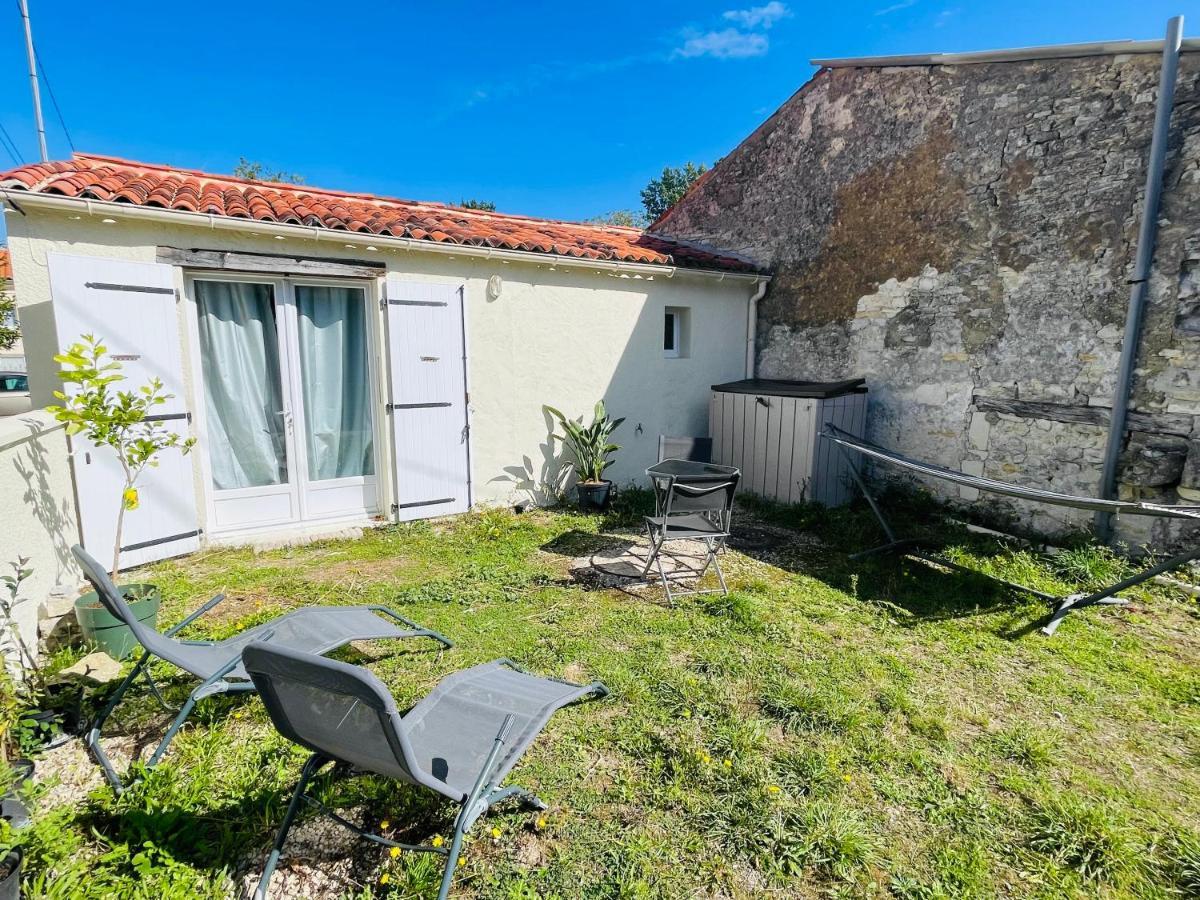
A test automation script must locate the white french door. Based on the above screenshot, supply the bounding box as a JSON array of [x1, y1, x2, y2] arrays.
[[188, 273, 379, 534]]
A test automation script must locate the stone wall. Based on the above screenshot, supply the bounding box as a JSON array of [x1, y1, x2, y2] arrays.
[[652, 52, 1200, 549]]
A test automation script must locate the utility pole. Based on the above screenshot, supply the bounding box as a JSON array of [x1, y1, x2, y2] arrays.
[[19, 0, 48, 161]]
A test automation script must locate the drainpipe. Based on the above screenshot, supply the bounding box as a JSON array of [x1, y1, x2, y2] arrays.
[[1095, 14, 1184, 542], [746, 278, 768, 377]]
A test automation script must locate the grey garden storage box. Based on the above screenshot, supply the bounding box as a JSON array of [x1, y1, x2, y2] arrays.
[[709, 378, 868, 507]]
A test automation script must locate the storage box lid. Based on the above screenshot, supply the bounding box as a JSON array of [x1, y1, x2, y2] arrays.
[[711, 378, 867, 399]]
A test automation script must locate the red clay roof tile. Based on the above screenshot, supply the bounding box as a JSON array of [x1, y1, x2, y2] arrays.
[[0, 153, 759, 274]]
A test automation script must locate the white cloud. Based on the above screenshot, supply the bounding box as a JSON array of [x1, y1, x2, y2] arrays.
[[935, 6, 960, 27], [722, 2, 790, 29], [674, 28, 769, 60], [875, 0, 916, 15]]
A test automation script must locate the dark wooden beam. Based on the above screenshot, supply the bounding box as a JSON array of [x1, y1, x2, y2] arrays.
[[972, 395, 1194, 437], [157, 247, 386, 279]]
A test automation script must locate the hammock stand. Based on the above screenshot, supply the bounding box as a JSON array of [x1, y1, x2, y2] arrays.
[[821, 425, 1200, 635]]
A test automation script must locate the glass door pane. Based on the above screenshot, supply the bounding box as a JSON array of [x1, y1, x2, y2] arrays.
[[294, 285, 375, 481], [194, 280, 289, 489]]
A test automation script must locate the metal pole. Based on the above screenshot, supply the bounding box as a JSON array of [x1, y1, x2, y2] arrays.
[[19, 0, 48, 161], [1095, 15, 1184, 541]]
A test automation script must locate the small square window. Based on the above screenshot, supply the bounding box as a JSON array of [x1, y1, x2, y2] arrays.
[[664, 306, 689, 358]]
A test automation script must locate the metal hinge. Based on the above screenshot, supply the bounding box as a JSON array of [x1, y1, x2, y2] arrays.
[[85, 282, 175, 295]]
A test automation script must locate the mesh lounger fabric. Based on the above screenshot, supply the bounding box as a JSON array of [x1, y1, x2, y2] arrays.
[[823, 425, 1200, 520], [243, 643, 607, 900], [402, 661, 598, 798], [72, 546, 412, 680], [243, 644, 598, 802]]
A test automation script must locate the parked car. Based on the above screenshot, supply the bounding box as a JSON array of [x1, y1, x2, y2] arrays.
[[0, 372, 31, 416]]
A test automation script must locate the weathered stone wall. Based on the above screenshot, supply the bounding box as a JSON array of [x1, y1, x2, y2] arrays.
[[653, 53, 1200, 548]]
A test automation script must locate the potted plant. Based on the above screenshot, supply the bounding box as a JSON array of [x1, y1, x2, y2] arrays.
[[47, 335, 195, 659], [0, 829, 19, 900], [544, 401, 624, 512]]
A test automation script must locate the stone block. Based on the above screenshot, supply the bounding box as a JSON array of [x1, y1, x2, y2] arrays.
[[1120, 432, 1189, 488], [967, 414, 991, 450]]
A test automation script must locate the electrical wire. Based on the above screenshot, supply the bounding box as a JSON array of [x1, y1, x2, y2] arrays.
[[34, 49, 74, 152], [0, 121, 23, 166], [12, 0, 75, 155]]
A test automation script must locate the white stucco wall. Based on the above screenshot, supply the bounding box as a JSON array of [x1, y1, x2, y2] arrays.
[[0, 408, 80, 670], [4, 205, 751, 534]]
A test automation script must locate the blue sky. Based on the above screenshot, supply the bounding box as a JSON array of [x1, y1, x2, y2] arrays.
[[0, 1, 1192, 229]]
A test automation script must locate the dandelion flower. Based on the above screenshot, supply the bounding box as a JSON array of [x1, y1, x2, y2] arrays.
[[767, 785, 781, 794], [432, 836, 444, 848], [723, 759, 732, 768], [458, 857, 467, 867], [842, 774, 852, 783], [491, 827, 502, 839], [536, 817, 547, 830], [380, 820, 391, 830], [389, 846, 400, 858], [379, 873, 390, 885]]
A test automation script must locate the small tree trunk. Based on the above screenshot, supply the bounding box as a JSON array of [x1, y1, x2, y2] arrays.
[[112, 490, 126, 582]]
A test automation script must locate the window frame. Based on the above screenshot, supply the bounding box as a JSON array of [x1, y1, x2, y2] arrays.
[[664, 309, 682, 359]]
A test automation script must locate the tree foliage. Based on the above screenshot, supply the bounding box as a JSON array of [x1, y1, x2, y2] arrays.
[[640, 162, 708, 222], [232, 157, 305, 184], [47, 335, 195, 579], [586, 210, 647, 228], [0, 294, 18, 352], [459, 199, 497, 211]]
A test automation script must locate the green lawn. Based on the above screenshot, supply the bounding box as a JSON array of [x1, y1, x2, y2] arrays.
[[14, 492, 1200, 898]]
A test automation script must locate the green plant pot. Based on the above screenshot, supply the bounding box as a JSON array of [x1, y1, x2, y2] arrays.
[[74, 584, 160, 660]]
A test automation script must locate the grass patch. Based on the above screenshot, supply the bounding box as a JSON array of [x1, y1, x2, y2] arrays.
[[13, 500, 1200, 898]]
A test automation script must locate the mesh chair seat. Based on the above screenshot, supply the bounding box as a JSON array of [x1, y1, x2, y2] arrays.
[[242, 643, 608, 900], [184, 607, 416, 681], [70, 544, 451, 794], [639, 467, 740, 603], [402, 661, 601, 800], [643, 513, 728, 540]]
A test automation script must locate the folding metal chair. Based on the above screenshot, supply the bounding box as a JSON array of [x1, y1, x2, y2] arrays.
[[241, 642, 608, 899], [71, 544, 453, 793], [641, 467, 740, 604], [657, 435, 713, 464]]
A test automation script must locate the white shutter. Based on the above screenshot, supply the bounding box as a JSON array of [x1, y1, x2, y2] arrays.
[[383, 277, 471, 521], [47, 253, 201, 570]]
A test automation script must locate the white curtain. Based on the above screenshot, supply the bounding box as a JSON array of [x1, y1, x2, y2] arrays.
[[295, 285, 374, 481], [195, 280, 287, 490]]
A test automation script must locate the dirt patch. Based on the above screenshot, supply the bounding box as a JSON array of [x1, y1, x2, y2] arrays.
[[196, 592, 296, 626], [306, 556, 425, 587]]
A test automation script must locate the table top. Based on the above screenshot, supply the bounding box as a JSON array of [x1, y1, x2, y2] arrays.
[[646, 459, 740, 481]]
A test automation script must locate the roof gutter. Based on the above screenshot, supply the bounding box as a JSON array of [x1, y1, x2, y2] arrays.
[[1095, 15, 1185, 541], [0, 190, 767, 285]]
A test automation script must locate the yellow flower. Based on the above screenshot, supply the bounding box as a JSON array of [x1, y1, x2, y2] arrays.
[[490, 827, 502, 839], [536, 817, 547, 830], [723, 759, 732, 768], [767, 785, 781, 794], [842, 774, 852, 783], [682, 708, 691, 718], [458, 857, 467, 867], [380, 820, 390, 830], [432, 836, 444, 848], [379, 873, 390, 885], [123, 487, 140, 510], [389, 846, 400, 858]]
